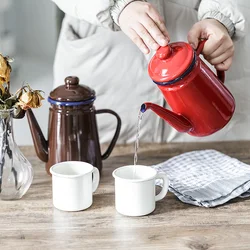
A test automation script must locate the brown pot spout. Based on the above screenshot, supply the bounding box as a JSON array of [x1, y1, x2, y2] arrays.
[[26, 109, 48, 162]]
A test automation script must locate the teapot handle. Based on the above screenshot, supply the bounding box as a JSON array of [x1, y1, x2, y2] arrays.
[[95, 109, 121, 160], [196, 39, 225, 83]]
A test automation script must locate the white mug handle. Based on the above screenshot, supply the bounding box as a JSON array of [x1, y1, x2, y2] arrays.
[[92, 167, 100, 192], [155, 172, 169, 202]]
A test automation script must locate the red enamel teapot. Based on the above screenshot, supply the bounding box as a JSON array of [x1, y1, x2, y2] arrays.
[[141, 40, 235, 137]]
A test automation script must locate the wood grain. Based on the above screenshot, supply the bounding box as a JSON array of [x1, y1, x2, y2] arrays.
[[1, 141, 250, 250]]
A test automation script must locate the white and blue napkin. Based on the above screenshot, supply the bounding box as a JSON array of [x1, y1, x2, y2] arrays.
[[153, 149, 250, 207]]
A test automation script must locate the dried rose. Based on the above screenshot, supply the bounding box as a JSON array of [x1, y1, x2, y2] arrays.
[[16, 88, 44, 110], [0, 54, 12, 93]]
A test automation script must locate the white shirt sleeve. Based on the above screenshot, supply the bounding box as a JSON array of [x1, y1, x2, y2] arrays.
[[198, 0, 246, 39], [52, 0, 115, 29]]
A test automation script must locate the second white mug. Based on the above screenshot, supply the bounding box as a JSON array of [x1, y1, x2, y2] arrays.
[[112, 165, 169, 216]]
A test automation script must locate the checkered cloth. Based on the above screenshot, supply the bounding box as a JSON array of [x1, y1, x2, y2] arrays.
[[153, 150, 250, 207]]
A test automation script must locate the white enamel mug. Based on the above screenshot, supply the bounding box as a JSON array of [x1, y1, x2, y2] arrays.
[[112, 165, 169, 216], [50, 161, 100, 212]]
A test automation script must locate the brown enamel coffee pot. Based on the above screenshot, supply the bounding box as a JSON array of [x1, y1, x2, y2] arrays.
[[26, 76, 121, 175]]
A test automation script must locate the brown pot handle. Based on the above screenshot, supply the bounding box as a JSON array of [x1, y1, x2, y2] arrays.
[[95, 109, 121, 160], [196, 39, 225, 83]]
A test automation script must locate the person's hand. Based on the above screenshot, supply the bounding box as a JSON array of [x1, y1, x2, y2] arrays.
[[187, 19, 234, 71], [118, 1, 169, 54]]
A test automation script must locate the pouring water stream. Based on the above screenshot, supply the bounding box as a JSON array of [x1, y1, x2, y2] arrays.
[[133, 111, 143, 179]]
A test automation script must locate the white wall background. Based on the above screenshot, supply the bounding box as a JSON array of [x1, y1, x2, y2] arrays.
[[0, 0, 57, 146]]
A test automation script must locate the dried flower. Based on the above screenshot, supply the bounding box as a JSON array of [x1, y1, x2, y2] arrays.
[[0, 53, 44, 118], [0, 54, 12, 93], [15, 86, 44, 110]]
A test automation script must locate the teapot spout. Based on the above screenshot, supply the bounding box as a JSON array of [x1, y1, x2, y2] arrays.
[[26, 109, 48, 162], [141, 102, 193, 133]]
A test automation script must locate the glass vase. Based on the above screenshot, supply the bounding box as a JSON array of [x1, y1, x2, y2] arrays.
[[0, 109, 33, 200]]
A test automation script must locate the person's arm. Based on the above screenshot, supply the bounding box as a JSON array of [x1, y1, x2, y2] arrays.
[[110, 0, 146, 26], [52, 0, 115, 29], [110, 0, 169, 54], [188, 0, 245, 71], [198, 0, 245, 39]]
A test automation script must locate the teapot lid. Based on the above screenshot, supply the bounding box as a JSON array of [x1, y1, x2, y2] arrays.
[[148, 42, 194, 83], [48, 76, 95, 106]]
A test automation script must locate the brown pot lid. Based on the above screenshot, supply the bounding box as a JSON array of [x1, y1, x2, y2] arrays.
[[49, 76, 95, 105]]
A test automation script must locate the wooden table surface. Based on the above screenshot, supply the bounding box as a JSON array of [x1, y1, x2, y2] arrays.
[[1, 141, 250, 250]]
